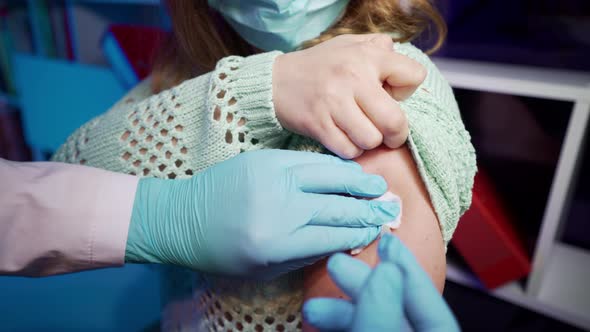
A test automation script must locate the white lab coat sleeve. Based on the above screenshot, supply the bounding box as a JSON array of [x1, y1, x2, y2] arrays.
[[0, 159, 138, 276]]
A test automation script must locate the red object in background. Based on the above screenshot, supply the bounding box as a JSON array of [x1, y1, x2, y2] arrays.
[[451, 169, 531, 289], [103, 24, 167, 83]]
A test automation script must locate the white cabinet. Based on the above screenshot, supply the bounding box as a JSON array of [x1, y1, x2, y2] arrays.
[[436, 57, 590, 330]]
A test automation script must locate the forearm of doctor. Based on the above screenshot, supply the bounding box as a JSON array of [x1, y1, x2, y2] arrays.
[[0, 159, 137, 277]]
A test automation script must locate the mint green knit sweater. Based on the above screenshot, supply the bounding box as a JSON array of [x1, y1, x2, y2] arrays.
[[53, 42, 476, 245]]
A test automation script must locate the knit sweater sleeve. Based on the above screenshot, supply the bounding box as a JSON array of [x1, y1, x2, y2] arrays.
[[395, 43, 477, 244], [52, 51, 289, 178]]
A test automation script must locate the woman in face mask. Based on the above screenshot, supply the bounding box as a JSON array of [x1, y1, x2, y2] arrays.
[[53, 0, 476, 330]]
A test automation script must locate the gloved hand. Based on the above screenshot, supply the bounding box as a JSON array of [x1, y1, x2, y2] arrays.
[[303, 233, 460, 331], [125, 149, 400, 279]]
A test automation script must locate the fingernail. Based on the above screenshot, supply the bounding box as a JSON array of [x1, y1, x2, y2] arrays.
[[377, 201, 400, 219]]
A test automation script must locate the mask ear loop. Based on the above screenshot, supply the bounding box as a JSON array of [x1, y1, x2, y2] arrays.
[[350, 191, 403, 255]]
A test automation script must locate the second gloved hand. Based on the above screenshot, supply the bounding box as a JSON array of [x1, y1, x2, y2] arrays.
[[124, 149, 400, 279], [303, 234, 460, 331]]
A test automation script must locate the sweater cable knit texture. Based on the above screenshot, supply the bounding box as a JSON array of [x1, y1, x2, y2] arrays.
[[54, 51, 288, 180], [53, 43, 476, 331]]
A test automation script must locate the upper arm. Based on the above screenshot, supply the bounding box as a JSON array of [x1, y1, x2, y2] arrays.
[[303, 145, 446, 316], [301, 43, 474, 331], [356, 145, 446, 290]]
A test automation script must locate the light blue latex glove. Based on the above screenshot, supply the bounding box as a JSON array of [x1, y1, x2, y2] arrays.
[[125, 149, 400, 279], [303, 233, 460, 331]]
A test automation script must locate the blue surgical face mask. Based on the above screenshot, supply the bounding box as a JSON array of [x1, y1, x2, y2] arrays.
[[208, 0, 350, 52]]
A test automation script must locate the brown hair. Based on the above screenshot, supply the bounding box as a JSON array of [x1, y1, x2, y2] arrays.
[[151, 0, 446, 93]]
